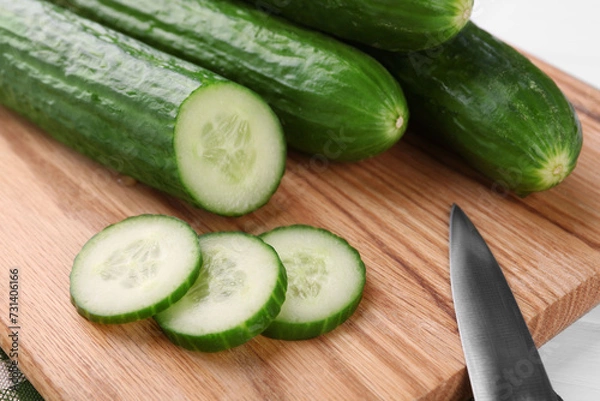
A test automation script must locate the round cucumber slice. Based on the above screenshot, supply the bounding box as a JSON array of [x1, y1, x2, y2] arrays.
[[259, 225, 366, 340], [154, 232, 287, 352], [175, 82, 286, 216], [70, 215, 202, 324]]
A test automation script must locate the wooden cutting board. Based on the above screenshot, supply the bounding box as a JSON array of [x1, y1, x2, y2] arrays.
[[1, 57, 599, 400]]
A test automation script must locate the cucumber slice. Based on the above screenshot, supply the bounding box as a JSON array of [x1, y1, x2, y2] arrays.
[[259, 225, 366, 340], [155, 232, 287, 352], [70, 215, 202, 324]]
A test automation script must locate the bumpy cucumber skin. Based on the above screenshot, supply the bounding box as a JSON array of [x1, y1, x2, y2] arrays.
[[155, 232, 288, 352], [371, 22, 583, 195], [0, 0, 283, 216], [247, 0, 474, 52], [49, 0, 408, 162], [260, 225, 366, 341], [70, 215, 202, 324]]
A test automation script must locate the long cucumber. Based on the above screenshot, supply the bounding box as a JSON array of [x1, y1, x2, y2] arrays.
[[49, 0, 409, 162], [0, 0, 285, 216], [245, 0, 474, 52], [370, 22, 583, 195]]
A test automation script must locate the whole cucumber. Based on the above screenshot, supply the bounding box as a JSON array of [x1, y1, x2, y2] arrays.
[[49, 0, 409, 162], [246, 0, 474, 52], [370, 22, 583, 195]]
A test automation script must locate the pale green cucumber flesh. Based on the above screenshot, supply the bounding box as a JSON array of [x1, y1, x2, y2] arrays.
[[70, 215, 202, 324], [155, 232, 287, 352], [176, 83, 286, 215], [260, 225, 366, 340]]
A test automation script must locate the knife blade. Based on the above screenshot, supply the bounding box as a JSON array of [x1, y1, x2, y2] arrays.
[[449, 204, 562, 401]]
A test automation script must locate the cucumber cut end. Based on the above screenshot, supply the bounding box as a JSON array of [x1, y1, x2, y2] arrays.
[[70, 215, 202, 324], [175, 83, 286, 216]]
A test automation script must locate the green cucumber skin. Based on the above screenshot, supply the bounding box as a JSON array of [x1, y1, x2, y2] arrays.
[[261, 291, 362, 341], [158, 270, 286, 352], [0, 0, 232, 210], [155, 232, 288, 352], [371, 22, 583, 195], [158, 278, 285, 352], [49, 0, 408, 162], [248, 0, 474, 52]]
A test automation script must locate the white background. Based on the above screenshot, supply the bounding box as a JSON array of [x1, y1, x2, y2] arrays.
[[472, 0, 600, 89], [472, 1, 600, 399]]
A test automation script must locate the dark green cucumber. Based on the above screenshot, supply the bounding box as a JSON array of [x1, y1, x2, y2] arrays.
[[49, 0, 408, 162], [247, 0, 474, 52], [0, 0, 285, 216], [370, 22, 583, 195]]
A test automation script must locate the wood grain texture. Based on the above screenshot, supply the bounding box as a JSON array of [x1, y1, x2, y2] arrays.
[[1, 57, 599, 400]]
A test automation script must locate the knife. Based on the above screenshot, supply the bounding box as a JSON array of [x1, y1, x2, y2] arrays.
[[449, 204, 562, 401]]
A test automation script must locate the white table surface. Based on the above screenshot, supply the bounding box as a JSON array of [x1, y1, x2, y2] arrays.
[[472, 1, 600, 399]]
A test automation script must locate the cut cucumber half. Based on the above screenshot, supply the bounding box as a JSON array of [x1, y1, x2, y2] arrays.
[[154, 232, 287, 352], [259, 225, 366, 340], [0, 0, 286, 217], [175, 83, 286, 215], [70, 215, 202, 324]]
